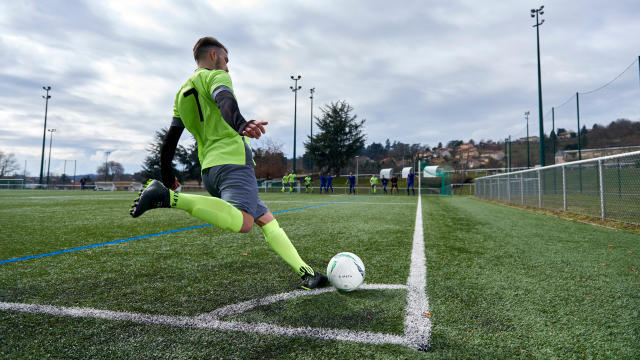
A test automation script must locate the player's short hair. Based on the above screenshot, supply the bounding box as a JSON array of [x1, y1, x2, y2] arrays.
[[193, 37, 228, 62]]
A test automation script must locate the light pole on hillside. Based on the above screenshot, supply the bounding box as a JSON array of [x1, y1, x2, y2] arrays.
[[531, 5, 546, 166], [290, 75, 302, 173], [39, 86, 52, 185], [46, 128, 56, 187], [525, 111, 530, 169], [105, 151, 111, 182]]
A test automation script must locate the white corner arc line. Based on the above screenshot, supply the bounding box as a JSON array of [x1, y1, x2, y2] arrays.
[[403, 194, 432, 350], [0, 284, 411, 347]]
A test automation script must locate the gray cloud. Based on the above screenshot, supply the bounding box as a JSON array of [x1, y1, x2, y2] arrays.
[[0, 0, 639, 176]]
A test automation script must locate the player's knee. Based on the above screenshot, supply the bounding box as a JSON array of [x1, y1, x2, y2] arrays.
[[240, 212, 254, 233]]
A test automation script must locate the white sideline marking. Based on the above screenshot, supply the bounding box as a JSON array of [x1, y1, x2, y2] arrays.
[[403, 195, 431, 350], [1, 197, 431, 349]]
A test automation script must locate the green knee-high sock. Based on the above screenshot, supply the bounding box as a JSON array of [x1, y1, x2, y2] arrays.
[[171, 191, 243, 233], [261, 219, 313, 277]]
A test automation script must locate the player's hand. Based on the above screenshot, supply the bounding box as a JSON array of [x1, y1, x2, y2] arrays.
[[242, 120, 268, 139], [170, 177, 182, 193]]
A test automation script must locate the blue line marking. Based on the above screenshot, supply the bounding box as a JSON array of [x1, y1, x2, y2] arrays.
[[1, 195, 372, 265]]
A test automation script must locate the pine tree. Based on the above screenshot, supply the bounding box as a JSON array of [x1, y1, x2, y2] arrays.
[[304, 101, 366, 174]]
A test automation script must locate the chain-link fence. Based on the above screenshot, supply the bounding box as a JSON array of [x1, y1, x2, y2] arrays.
[[475, 151, 640, 224]]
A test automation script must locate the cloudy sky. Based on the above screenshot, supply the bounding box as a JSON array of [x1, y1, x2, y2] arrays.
[[1, 0, 639, 177]]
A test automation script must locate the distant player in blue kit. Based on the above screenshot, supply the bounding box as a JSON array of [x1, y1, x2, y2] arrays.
[[319, 174, 326, 193], [346, 172, 356, 194], [407, 168, 415, 195], [326, 174, 334, 193], [381, 175, 388, 194]]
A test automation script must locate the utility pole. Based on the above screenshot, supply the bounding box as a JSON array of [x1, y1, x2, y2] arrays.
[[531, 6, 546, 166], [290, 75, 302, 173], [63, 160, 68, 184], [46, 128, 56, 187], [105, 151, 111, 181], [73, 160, 77, 188], [525, 111, 531, 169], [309, 87, 315, 171], [39, 86, 52, 185]]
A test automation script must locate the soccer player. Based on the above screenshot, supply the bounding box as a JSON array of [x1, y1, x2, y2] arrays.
[[370, 174, 378, 194], [407, 168, 416, 195], [288, 171, 296, 193], [346, 172, 356, 194], [281, 172, 288, 193], [319, 173, 326, 194], [326, 174, 334, 193], [390, 174, 399, 194], [304, 175, 312, 193], [129, 36, 327, 290], [381, 175, 388, 194]]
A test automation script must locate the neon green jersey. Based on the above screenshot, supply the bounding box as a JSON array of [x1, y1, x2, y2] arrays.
[[370, 176, 378, 185], [289, 173, 296, 182], [173, 68, 252, 168], [304, 176, 311, 185]]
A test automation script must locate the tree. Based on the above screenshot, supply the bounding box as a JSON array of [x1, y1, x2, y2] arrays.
[[363, 142, 386, 161], [0, 151, 19, 177], [254, 138, 286, 179], [139, 128, 179, 181], [97, 161, 124, 181], [175, 136, 201, 185], [304, 101, 366, 174]]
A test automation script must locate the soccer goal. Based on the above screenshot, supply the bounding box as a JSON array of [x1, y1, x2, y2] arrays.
[[94, 182, 116, 191]]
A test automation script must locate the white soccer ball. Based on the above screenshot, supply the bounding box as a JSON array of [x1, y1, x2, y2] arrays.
[[327, 252, 365, 291]]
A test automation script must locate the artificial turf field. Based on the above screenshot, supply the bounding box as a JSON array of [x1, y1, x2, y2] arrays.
[[0, 190, 638, 359]]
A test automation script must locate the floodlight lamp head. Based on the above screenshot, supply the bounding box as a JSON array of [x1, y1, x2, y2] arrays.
[[531, 9, 535, 13], [540, 5, 544, 10], [540, 10, 544, 15], [298, 86, 301, 90], [290, 75, 295, 80], [540, 19, 545, 24]]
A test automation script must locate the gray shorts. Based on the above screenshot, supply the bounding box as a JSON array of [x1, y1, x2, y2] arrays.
[[202, 164, 269, 220]]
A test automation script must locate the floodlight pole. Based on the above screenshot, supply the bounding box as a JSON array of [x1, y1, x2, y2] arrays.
[[290, 75, 302, 173], [552, 107, 556, 164], [309, 87, 315, 171], [576, 92, 582, 160], [525, 111, 530, 168], [39, 86, 52, 186], [46, 129, 56, 187], [73, 160, 77, 187], [105, 151, 111, 181], [63, 160, 67, 184], [355, 156, 359, 191], [531, 6, 545, 166]]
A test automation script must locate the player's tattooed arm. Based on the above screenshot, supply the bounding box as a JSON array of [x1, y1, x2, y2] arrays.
[[213, 87, 267, 139], [160, 121, 184, 189]]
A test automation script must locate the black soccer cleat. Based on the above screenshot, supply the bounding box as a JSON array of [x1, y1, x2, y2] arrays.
[[129, 180, 171, 218], [299, 268, 328, 290]]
